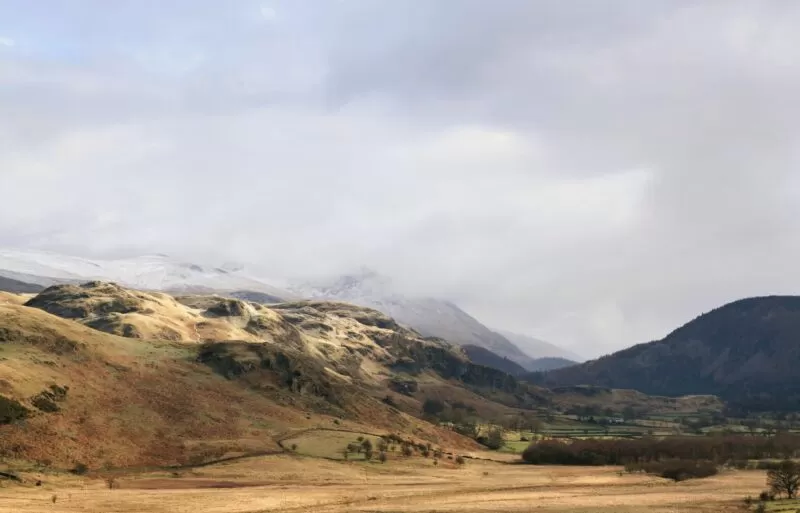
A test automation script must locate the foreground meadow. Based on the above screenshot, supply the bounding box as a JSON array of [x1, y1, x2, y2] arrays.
[[0, 453, 768, 513]]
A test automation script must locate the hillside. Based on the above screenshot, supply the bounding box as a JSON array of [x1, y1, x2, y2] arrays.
[[290, 269, 546, 370], [462, 345, 528, 376], [538, 296, 800, 411]]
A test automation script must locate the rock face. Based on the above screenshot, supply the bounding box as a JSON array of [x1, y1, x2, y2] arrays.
[[24, 282, 295, 344], [539, 296, 800, 412]]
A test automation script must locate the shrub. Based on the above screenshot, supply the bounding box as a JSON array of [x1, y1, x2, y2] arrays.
[[378, 452, 387, 463], [479, 428, 505, 450], [0, 395, 28, 424], [291, 444, 298, 451], [655, 461, 718, 482], [422, 399, 445, 417], [727, 459, 749, 470], [361, 439, 373, 455], [758, 491, 775, 502], [71, 463, 89, 475], [402, 445, 413, 457], [455, 456, 465, 465]]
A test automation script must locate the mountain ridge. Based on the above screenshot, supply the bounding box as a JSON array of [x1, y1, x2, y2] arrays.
[[0, 248, 294, 299], [537, 295, 800, 412]]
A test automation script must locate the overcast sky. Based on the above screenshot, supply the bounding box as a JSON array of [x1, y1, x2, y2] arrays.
[[3, 1, 800, 357]]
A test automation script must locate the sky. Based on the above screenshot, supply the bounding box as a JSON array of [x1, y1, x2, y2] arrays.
[[3, 1, 800, 357]]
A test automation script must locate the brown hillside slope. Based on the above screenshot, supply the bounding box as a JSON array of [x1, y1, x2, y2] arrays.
[[0, 302, 475, 469]]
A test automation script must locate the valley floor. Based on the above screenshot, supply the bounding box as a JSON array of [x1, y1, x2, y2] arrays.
[[0, 454, 766, 513]]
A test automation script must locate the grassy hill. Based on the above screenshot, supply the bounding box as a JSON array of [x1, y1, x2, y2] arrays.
[[537, 296, 800, 412]]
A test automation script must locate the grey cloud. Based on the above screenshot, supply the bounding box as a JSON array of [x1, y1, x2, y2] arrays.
[[2, 1, 800, 357]]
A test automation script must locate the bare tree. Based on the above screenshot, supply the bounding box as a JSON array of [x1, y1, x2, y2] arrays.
[[768, 460, 800, 499]]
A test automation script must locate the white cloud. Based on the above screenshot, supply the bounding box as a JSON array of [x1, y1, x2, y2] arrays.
[[0, 37, 14, 47], [260, 6, 277, 22], [3, 1, 800, 356]]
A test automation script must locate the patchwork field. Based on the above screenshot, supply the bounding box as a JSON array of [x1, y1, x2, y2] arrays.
[[0, 454, 772, 513]]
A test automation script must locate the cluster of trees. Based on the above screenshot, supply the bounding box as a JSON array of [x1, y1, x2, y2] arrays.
[[521, 434, 800, 466], [421, 398, 481, 425], [341, 434, 466, 465]]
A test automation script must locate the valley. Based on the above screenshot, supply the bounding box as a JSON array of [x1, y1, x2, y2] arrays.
[[0, 276, 798, 512], [0, 452, 769, 513]]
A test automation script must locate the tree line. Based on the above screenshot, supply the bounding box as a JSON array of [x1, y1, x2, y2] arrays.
[[521, 433, 800, 466]]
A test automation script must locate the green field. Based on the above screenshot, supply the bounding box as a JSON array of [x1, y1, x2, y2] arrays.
[[764, 498, 800, 511], [281, 430, 386, 460]]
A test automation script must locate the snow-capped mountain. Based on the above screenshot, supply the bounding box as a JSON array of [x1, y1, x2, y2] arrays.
[[0, 249, 293, 298], [290, 268, 557, 370]]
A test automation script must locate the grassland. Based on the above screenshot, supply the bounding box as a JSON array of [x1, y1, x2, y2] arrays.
[[0, 453, 773, 513]]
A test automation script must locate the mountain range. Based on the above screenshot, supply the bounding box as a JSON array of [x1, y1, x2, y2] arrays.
[[0, 280, 690, 467], [0, 250, 578, 372], [2, 257, 797, 472]]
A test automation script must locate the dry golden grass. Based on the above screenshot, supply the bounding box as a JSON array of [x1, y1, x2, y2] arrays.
[[0, 455, 767, 513], [0, 292, 28, 306]]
